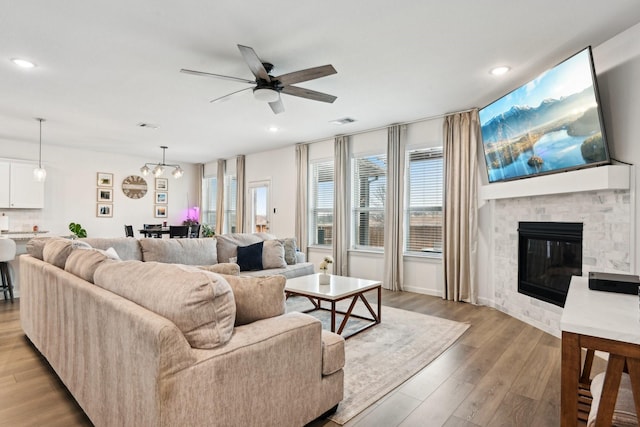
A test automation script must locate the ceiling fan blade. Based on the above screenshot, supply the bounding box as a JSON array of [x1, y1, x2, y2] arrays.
[[269, 97, 285, 114], [180, 68, 254, 84], [276, 65, 337, 86], [237, 45, 271, 82], [210, 87, 253, 103], [281, 86, 337, 103]]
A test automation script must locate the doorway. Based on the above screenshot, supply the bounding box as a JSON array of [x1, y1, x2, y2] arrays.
[[248, 180, 271, 233]]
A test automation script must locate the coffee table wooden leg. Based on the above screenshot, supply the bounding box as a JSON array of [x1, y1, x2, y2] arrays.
[[331, 301, 336, 332]]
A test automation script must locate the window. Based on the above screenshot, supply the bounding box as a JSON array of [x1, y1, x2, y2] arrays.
[[405, 147, 443, 254], [310, 160, 334, 245], [202, 177, 217, 229], [223, 175, 237, 234], [352, 154, 387, 249]]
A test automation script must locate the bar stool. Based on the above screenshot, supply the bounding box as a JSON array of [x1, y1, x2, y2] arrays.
[[0, 238, 16, 303]]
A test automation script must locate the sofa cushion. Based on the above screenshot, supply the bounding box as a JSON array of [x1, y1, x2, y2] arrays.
[[237, 241, 263, 271], [139, 238, 217, 265], [279, 237, 297, 265], [26, 237, 64, 260], [43, 239, 75, 269], [199, 263, 240, 276], [81, 237, 143, 261], [219, 274, 286, 326], [241, 262, 315, 279], [65, 248, 117, 283], [94, 261, 235, 349], [262, 239, 287, 269]]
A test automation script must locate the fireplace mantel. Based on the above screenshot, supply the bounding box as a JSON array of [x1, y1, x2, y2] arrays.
[[479, 165, 630, 201]]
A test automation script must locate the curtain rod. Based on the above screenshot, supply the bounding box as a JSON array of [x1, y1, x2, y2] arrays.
[[297, 107, 477, 146]]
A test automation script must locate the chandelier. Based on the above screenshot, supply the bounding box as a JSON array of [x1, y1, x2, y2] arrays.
[[140, 146, 183, 179]]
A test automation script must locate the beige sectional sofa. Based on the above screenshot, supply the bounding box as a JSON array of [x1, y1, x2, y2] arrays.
[[19, 236, 343, 427]]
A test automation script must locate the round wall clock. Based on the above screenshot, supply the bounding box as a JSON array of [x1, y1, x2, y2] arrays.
[[121, 175, 148, 199]]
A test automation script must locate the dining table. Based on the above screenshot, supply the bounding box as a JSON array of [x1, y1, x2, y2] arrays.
[[138, 227, 170, 238]]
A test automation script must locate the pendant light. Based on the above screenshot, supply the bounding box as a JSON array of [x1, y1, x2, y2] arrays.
[[33, 118, 47, 182], [140, 146, 183, 179]]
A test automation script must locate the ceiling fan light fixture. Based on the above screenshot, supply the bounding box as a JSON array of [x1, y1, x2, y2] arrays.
[[253, 88, 279, 103]]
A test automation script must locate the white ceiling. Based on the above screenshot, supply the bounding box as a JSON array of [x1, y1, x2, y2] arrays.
[[2, 1, 640, 164]]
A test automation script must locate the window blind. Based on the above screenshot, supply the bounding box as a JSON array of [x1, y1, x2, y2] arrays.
[[405, 147, 443, 254], [310, 160, 334, 245]]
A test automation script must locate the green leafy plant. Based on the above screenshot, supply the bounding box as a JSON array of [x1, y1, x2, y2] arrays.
[[69, 222, 87, 238], [201, 223, 215, 238]]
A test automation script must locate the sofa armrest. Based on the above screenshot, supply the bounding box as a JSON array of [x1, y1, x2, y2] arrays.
[[167, 312, 343, 427], [295, 251, 306, 263]]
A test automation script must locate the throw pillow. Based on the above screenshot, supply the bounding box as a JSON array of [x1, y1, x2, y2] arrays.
[[278, 237, 297, 265], [220, 274, 286, 326], [94, 261, 235, 349], [43, 239, 74, 269], [262, 239, 287, 269], [237, 241, 264, 271], [65, 248, 117, 283]]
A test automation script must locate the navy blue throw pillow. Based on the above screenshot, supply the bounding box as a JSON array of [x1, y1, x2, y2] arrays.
[[237, 241, 264, 271]]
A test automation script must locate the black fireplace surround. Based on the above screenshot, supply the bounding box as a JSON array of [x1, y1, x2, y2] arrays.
[[518, 222, 583, 307]]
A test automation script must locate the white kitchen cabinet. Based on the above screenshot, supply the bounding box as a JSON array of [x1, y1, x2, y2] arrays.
[[0, 160, 45, 209]]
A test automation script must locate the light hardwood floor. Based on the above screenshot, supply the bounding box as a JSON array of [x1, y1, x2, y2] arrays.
[[0, 292, 603, 427]]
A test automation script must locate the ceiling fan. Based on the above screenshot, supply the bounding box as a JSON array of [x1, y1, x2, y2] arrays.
[[181, 44, 337, 114]]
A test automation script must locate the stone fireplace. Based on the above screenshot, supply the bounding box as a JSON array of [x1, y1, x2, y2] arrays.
[[490, 188, 631, 336]]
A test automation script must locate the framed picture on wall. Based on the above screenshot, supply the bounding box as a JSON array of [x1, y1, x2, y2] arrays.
[[155, 192, 168, 204], [97, 188, 113, 202], [154, 205, 168, 218], [97, 172, 113, 187], [155, 178, 168, 191], [97, 203, 113, 218]]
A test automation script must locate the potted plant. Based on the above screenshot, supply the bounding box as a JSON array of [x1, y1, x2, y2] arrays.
[[69, 222, 87, 238], [201, 223, 215, 238]]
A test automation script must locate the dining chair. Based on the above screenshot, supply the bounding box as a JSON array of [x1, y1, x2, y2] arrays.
[[124, 225, 134, 237], [189, 224, 201, 238], [169, 225, 190, 238], [144, 224, 163, 238]]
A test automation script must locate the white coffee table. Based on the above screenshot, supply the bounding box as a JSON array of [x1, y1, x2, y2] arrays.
[[285, 273, 382, 338]]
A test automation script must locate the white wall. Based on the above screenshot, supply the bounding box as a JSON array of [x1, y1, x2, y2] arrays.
[[244, 145, 297, 238], [0, 141, 199, 237]]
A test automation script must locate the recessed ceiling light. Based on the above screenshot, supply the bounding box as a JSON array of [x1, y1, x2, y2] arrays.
[[268, 126, 279, 132], [490, 66, 511, 76], [11, 58, 36, 68]]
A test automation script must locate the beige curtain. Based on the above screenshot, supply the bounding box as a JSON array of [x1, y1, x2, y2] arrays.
[[236, 155, 245, 233], [383, 125, 405, 291], [295, 144, 309, 255], [197, 164, 204, 223], [333, 136, 349, 277], [215, 159, 225, 236], [443, 110, 479, 303]]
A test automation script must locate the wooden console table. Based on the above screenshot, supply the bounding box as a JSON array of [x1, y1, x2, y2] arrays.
[[560, 276, 640, 426]]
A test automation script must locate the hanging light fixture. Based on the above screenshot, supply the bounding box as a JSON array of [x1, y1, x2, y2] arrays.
[[33, 118, 47, 182], [140, 146, 183, 179]]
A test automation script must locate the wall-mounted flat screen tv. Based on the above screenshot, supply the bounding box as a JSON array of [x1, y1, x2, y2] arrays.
[[479, 47, 610, 183]]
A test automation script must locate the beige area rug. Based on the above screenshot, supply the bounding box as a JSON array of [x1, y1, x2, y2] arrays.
[[286, 297, 470, 425]]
